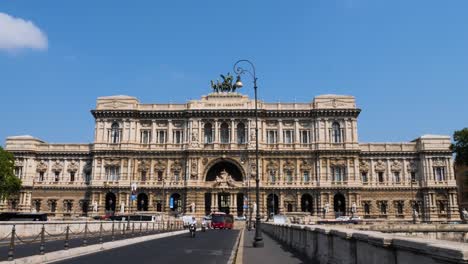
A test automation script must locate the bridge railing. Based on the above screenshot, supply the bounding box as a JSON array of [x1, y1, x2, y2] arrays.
[[1, 220, 184, 261], [262, 223, 468, 264]]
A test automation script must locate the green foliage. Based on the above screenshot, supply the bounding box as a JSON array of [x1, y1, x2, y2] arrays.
[[451, 128, 468, 166], [0, 146, 22, 199]]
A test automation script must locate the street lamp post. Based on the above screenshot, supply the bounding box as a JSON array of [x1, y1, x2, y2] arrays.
[[233, 59, 264, 248]]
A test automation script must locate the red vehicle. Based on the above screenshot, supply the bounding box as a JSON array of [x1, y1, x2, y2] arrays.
[[211, 212, 234, 229]]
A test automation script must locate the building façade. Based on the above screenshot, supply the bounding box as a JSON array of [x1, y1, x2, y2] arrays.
[[2, 91, 460, 222]]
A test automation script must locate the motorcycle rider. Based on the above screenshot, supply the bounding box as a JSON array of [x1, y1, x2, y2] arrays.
[[189, 216, 197, 237]]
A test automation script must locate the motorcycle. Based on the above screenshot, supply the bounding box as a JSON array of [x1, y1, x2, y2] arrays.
[[201, 222, 207, 232], [189, 223, 196, 238]]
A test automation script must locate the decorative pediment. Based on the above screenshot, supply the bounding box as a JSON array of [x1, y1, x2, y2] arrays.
[[266, 121, 277, 127], [266, 160, 278, 171], [140, 121, 152, 128], [104, 159, 120, 167], [51, 161, 64, 172], [330, 159, 346, 167], [154, 160, 167, 172], [156, 121, 167, 127], [433, 159, 445, 167], [171, 160, 183, 172], [374, 160, 386, 172], [173, 121, 183, 128], [300, 160, 312, 171], [283, 160, 295, 171], [67, 161, 79, 172], [390, 160, 402, 172], [36, 161, 48, 172], [282, 120, 294, 127], [407, 161, 417, 172], [138, 160, 150, 172], [359, 160, 370, 172]]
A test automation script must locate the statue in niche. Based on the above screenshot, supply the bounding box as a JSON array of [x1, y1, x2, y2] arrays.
[[213, 169, 239, 188], [351, 202, 357, 217], [92, 201, 98, 213], [462, 208, 468, 222], [120, 202, 125, 214], [190, 202, 196, 213]]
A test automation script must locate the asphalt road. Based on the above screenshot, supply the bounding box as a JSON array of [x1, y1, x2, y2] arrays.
[[0, 227, 172, 261], [56, 229, 240, 264]]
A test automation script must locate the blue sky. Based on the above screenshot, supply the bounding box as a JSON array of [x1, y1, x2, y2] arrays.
[[1, 0, 467, 144]]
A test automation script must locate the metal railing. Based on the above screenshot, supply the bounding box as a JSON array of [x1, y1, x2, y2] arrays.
[[2, 220, 183, 261]]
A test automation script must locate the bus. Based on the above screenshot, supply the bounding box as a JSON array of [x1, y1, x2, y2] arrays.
[[0, 212, 48, 221], [211, 212, 234, 229]]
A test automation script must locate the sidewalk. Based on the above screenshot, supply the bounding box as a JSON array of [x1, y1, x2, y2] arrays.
[[241, 228, 310, 264]]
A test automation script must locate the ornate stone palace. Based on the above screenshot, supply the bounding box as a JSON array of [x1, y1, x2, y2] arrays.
[[2, 91, 460, 221]]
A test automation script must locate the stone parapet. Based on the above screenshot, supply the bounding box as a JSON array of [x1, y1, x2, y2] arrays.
[[262, 223, 468, 264]]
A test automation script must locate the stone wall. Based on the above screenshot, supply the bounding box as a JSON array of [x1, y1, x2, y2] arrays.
[[262, 223, 468, 264]]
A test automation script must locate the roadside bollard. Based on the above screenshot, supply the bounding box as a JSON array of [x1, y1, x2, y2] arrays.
[[139, 222, 142, 235], [111, 221, 115, 241], [8, 225, 16, 261], [99, 222, 103, 244], [83, 222, 88, 246], [132, 222, 135, 236], [39, 224, 45, 255], [152, 221, 155, 233], [64, 226, 70, 250]]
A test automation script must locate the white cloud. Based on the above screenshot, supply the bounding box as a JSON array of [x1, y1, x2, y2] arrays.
[[0, 12, 48, 52]]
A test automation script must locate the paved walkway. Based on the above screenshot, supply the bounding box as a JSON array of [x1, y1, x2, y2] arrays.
[[242, 228, 310, 264]]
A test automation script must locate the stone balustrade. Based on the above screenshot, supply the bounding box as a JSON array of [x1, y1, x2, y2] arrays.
[[262, 223, 468, 264]]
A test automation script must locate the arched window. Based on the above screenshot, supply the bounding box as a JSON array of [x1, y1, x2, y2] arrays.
[[110, 123, 121, 143], [397, 202, 404, 215], [237, 123, 246, 144], [204, 123, 213, 144], [220, 122, 230, 143], [331, 122, 342, 143]]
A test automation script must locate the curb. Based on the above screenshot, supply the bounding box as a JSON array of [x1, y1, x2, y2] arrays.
[[235, 228, 246, 264], [1, 230, 186, 264], [228, 228, 243, 264]]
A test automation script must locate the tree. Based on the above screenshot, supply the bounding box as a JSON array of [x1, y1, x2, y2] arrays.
[[0, 146, 22, 199], [451, 128, 468, 166]]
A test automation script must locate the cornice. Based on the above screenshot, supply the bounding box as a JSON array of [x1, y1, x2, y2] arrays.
[[91, 108, 361, 119]]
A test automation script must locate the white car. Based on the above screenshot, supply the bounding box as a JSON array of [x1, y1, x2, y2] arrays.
[[335, 216, 350, 221]]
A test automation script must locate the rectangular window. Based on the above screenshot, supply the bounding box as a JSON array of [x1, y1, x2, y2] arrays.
[[269, 170, 276, 183], [361, 172, 368, 183], [141, 171, 147, 182], [54, 171, 60, 182], [14, 167, 23, 178], [285, 170, 293, 183], [303, 171, 310, 182], [267, 130, 277, 144], [434, 167, 446, 181], [39, 172, 45, 182], [85, 173, 91, 183], [105, 166, 120, 181], [70, 172, 75, 182], [378, 172, 384, 183], [411, 172, 416, 182], [157, 171, 163, 181], [174, 171, 180, 182], [393, 172, 400, 183], [140, 130, 152, 144], [332, 167, 345, 182], [283, 130, 294, 144], [173, 130, 183, 144], [157, 130, 167, 144], [300, 130, 310, 144]]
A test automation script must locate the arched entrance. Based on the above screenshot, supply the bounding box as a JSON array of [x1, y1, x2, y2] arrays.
[[267, 194, 279, 216], [334, 193, 346, 217], [301, 194, 313, 215], [137, 193, 148, 211], [205, 160, 244, 182], [105, 192, 116, 213], [170, 193, 182, 213]]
